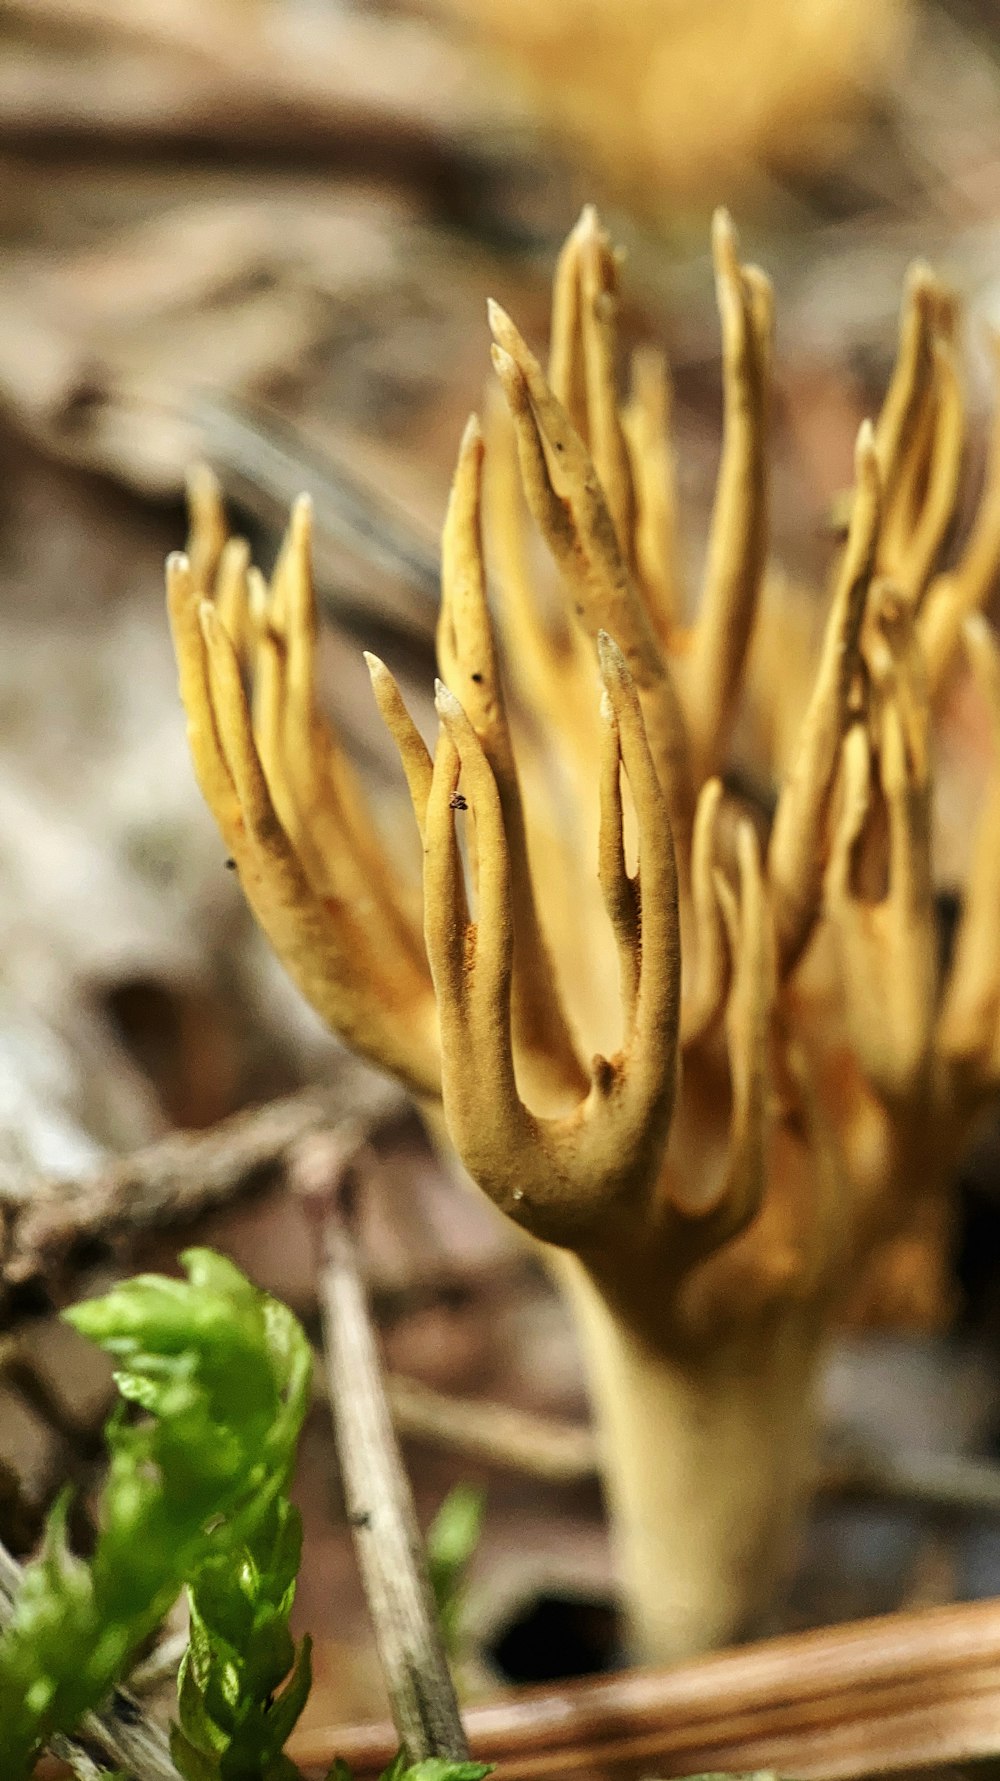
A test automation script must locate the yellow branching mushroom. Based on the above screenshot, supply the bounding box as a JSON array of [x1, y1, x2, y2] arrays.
[[169, 209, 1000, 1662]]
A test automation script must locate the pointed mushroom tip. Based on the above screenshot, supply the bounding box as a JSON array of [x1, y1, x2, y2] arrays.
[[596, 630, 627, 679], [711, 206, 736, 254], [963, 611, 990, 644], [490, 341, 515, 377], [289, 494, 314, 550], [744, 261, 773, 299], [197, 599, 218, 638], [702, 774, 724, 812], [735, 815, 761, 868], [711, 210, 741, 286], [854, 416, 877, 472], [487, 297, 515, 341], [962, 612, 997, 676], [185, 462, 222, 509], [576, 201, 600, 238], [434, 679, 463, 719], [460, 411, 483, 452], [362, 648, 386, 678], [844, 714, 871, 760], [905, 259, 937, 298], [166, 549, 191, 575]]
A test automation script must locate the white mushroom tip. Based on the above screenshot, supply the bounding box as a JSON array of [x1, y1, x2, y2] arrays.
[[434, 679, 464, 719]]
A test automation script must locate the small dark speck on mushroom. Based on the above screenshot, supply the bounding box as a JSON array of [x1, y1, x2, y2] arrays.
[[471, 672, 484, 683], [225, 857, 237, 870], [450, 792, 468, 811]]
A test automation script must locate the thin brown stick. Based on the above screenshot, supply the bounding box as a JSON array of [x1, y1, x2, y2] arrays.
[[820, 1443, 1000, 1517], [1, 1077, 404, 1292], [386, 1374, 598, 1485], [298, 1133, 469, 1764]]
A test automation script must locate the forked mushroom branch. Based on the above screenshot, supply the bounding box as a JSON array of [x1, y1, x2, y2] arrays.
[[169, 208, 1000, 1661]]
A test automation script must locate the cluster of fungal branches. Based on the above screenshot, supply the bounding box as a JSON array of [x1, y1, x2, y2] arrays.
[[169, 206, 1000, 1660]]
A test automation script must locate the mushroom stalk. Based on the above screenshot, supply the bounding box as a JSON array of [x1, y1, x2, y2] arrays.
[[563, 1259, 823, 1659]]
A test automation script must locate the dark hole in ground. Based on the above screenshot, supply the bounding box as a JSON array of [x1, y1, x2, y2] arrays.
[[487, 1590, 624, 1684]]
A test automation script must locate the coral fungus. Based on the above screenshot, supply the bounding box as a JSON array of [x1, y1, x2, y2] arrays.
[[170, 207, 1000, 1661]]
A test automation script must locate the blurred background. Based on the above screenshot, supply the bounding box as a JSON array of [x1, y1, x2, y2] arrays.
[[3, 0, 1000, 1745]]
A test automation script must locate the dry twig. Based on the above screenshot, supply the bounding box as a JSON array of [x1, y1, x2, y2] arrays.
[[1, 1077, 404, 1295], [385, 1374, 598, 1486], [297, 1133, 469, 1765]]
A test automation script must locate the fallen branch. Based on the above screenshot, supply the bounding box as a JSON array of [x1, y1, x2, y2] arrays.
[[293, 1595, 1000, 1781], [819, 1441, 1000, 1518], [1, 1075, 405, 1295]]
